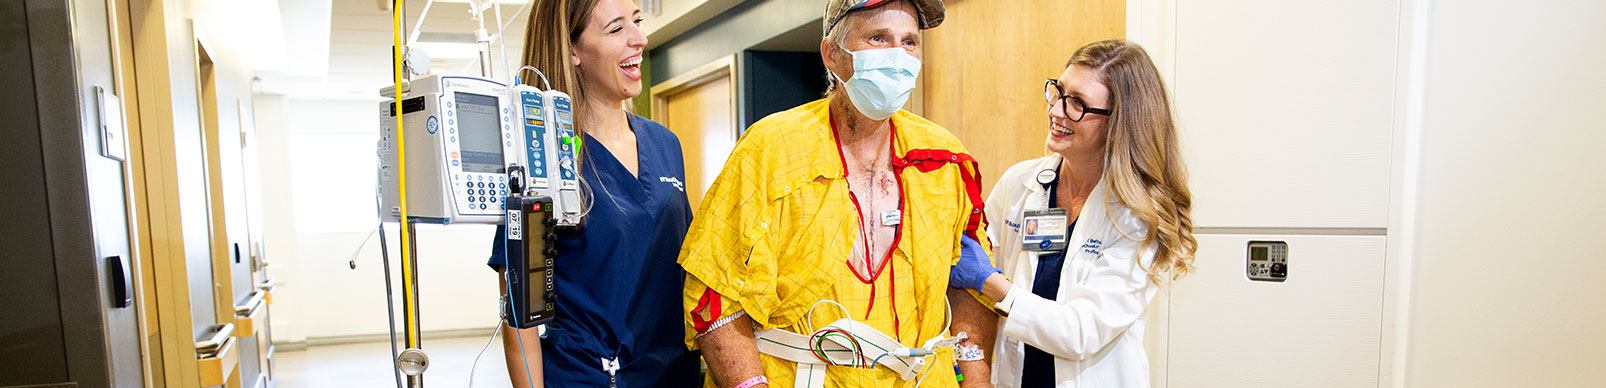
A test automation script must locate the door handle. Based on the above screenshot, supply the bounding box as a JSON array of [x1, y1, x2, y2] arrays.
[[195, 323, 235, 357], [234, 291, 266, 316], [106, 255, 132, 309], [255, 279, 276, 305], [251, 241, 268, 271]]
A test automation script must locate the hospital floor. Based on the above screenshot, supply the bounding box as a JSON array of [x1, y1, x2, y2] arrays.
[[274, 333, 517, 388]]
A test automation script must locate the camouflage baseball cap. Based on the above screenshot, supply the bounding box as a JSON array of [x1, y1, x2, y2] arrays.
[[823, 0, 945, 35]]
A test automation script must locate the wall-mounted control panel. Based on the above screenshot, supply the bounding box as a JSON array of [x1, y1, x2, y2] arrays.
[[1246, 241, 1288, 282]]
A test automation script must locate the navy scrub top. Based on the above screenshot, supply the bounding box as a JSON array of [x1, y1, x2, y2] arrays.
[[1022, 172, 1076, 388], [488, 114, 700, 387]]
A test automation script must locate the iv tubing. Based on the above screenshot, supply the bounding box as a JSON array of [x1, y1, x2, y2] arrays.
[[518, 65, 551, 90], [505, 237, 537, 386], [495, 0, 509, 82], [377, 223, 404, 388], [373, 165, 403, 388]]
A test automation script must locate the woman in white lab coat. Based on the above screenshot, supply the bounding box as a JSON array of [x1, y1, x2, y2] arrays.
[[948, 39, 1198, 388]]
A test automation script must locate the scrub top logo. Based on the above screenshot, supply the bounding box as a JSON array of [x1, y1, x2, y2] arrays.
[[659, 177, 685, 192], [426, 116, 439, 134]]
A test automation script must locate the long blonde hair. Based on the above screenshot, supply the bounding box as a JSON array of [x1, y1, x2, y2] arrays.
[[1070, 39, 1197, 285]]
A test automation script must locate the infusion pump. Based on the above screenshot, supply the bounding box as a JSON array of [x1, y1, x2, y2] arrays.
[[378, 75, 520, 224], [376, 74, 579, 328], [376, 74, 583, 227], [511, 84, 582, 226]]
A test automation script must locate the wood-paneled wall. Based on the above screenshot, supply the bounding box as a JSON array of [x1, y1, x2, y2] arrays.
[[921, 0, 1126, 195]]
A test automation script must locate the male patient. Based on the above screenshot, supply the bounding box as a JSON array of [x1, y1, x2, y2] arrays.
[[678, 1, 998, 387]]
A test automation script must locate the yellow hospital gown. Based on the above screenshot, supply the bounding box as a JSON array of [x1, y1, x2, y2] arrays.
[[680, 99, 993, 387]]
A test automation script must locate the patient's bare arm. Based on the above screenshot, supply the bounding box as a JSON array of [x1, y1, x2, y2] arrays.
[[949, 287, 999, 387], [697, 315, 768, 388]]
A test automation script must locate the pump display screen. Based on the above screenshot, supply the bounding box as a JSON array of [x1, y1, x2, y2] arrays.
[[1251, 246, 1269, 262], [455, 92, 505, 173]]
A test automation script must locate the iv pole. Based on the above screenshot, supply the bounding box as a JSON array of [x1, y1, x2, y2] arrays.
[[390, 0, 428, 386], [388, 1, 501, 386]]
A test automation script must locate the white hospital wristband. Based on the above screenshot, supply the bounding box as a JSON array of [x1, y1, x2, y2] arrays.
[[955, 343, 986, 362]]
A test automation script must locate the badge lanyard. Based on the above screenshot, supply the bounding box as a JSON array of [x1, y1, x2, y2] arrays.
[[1022, 164, 1071, 252]]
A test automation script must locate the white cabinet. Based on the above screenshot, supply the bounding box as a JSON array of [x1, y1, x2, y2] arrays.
[[1166, 235, 1386, 387], [1139, 0, 1606, 386], [1173, 0, 1401, 229], [1149, 1, 1404, 386]]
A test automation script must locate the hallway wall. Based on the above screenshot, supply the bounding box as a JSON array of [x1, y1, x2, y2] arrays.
[[1131, 0, 1606, 386], [256, 97, 504, 345], [1400, 0, 1606, 385], [122, 0, 286, 384]]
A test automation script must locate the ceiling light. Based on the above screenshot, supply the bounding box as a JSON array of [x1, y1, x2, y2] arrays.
[[415, 32, 477, 44], [430, 0, 531, 4], [411, 42, 481, 59]]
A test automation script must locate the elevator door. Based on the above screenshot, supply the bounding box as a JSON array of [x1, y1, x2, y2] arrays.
[[0, 0, 146, 386], [66, 2, 147, 384]]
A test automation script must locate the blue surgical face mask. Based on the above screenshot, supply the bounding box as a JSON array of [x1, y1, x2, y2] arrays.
[[831, 43, 922, 120]]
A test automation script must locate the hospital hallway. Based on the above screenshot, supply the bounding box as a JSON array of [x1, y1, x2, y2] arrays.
[[273, 335, 513, 388], [4, 0, 1605, 387]]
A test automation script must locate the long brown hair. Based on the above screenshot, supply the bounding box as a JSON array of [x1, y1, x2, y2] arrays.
[[1069, 39, 1197, 285], [520, 0, 600, 134], [520, 0, 606, 211]]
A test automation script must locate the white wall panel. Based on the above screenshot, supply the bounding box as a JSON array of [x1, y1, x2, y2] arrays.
[[264, 98, 505, 343], [1174, 0, 1399, 228], [1168, 235, 1385, 387], [1143, 1, 1606, 387], [295, 227, 502, 339], [1402, 1, 1606, 385]]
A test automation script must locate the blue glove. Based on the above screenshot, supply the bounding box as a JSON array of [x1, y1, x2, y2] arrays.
[[950, 235, 1002, 290]]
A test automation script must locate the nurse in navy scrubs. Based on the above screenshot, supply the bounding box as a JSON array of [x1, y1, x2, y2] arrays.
[[488, 0, 698, 386]]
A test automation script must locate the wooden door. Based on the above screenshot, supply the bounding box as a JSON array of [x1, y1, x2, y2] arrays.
[[652, 57, 739, 208], [920, 0, 1126, 194], [194, 39, 248, 388], [237, 98, 277, 388], [200, 72, 266, 388]]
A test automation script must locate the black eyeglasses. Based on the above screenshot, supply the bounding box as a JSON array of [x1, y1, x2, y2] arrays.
[[1044, 78, 1112, 122]]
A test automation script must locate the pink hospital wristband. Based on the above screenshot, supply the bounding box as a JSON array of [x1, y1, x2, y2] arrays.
[[734, 375, 769, 388]]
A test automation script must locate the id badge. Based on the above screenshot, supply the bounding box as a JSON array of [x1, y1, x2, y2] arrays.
[[1021, 208, 1070, 252], [881, 209, 901, 226]]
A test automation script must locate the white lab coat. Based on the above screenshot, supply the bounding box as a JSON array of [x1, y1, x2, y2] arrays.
[[984, 155, 1159, 388]]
